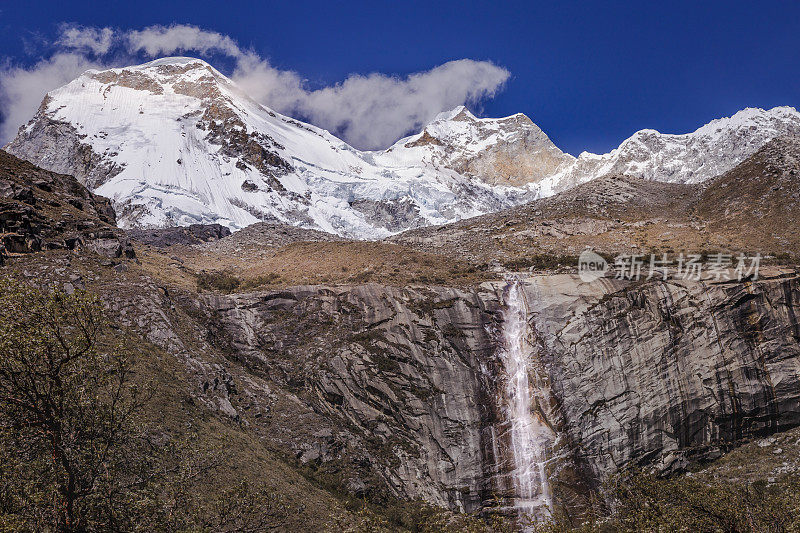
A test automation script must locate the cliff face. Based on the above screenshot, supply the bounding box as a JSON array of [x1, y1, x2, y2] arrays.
[[523, 270, 800, 480], [183, 269, 800, 514], [197, 285, 504, 512], [8, 239, 800, 518]]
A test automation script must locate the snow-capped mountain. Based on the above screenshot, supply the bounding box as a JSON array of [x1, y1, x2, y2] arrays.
[[547, 106, 800, 193], [5, 56, 800, 238], [4, 58, 537, 237], [383, 106, 575, 187]]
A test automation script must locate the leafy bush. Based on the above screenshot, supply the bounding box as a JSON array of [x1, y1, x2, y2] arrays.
[[0, 278, 143, 531], [197, 270, 241, 292], [531, 469, 800, 533]]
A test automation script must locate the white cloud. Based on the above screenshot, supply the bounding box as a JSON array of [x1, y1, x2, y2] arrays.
[[0, 53, 100, 142], [0, 23, 510, 149], [230, 54, 306, 112], [126, 24, 246, 59], [293, 60, 510, 149], [56, 25, 115, 55]]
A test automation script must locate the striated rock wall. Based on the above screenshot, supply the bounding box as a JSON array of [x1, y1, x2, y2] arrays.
[[522, 269, 800, 482], [197, 284, 506, 512], [12, 250, 799, 515], [189, 270, 800, 515]]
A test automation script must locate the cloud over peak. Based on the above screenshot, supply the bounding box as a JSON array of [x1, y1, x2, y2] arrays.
[[1, 24, 510, 149]]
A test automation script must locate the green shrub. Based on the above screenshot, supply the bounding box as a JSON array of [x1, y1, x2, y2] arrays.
[[197, 270, 241, 292], [532, 469, 800, 533], [0, 278, 293, 531], [240, 272, 282, 290]]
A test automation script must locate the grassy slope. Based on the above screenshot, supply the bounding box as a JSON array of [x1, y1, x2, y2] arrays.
[[137, 239, 494, 293]]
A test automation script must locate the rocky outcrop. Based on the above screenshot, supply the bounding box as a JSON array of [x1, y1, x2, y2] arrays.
[[128, 223, 231, 247], [0, 150, 134, 259], [182, 269, 800, 516], [349, 198, 424, 232], [396, 107, 576, 188], [5, 103, 125, 190], [196, 284, 504, 512]]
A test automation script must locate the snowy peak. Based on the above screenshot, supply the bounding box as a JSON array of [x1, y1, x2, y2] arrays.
[[5, 55, 800, 238], [140, 56, 214, 67], [552, 105, 800, 191], [431, 105, 474, 122], [6, 58, 537, 237], [693, 106, 800, 137], [383, 106, 574, 187], [614, 106, 800, 153], [414, 105, 539, 145], [83, 57, 230, 105]]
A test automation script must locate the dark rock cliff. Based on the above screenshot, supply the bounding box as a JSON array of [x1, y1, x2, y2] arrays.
[[0, 150, 133, 261], [524, 270, 800, 482], [180, 270, 800, 514], [196, 285, 504, 512]]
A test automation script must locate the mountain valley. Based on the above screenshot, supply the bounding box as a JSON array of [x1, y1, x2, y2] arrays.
[[2, 56, 800, 532]]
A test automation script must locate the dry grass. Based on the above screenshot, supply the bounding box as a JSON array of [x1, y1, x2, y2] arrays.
[[139, 240, 493, 293]]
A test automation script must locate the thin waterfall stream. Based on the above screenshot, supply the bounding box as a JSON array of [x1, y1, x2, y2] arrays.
[[499, 278, 556, 521]]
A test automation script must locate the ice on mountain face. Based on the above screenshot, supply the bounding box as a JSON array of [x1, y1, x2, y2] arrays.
[[379, 106, 576, 187], [5, 56, 800, 238]]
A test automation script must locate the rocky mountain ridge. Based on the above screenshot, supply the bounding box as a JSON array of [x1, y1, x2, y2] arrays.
[[392, 136, 800, 265], [0, 150, 133, 263], [548, 105, 800, 192]]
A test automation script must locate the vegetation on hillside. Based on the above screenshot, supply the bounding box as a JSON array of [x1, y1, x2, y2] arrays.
[[529, 469, 800, 533], [0, 278, 308, 532]]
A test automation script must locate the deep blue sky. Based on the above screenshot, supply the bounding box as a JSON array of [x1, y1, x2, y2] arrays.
[[1, 0, 798, 155]]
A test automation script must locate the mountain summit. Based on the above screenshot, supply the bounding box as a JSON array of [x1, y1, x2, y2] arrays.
[[4, 58, 534, 236], [6, 57, 800, 237], [386, 106, 575, 187]]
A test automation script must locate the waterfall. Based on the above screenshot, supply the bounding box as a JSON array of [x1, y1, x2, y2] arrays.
[[499, 278, 555, 520]]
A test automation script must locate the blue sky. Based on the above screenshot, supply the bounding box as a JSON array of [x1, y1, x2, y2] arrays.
[[1, 0, 798, 154]]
